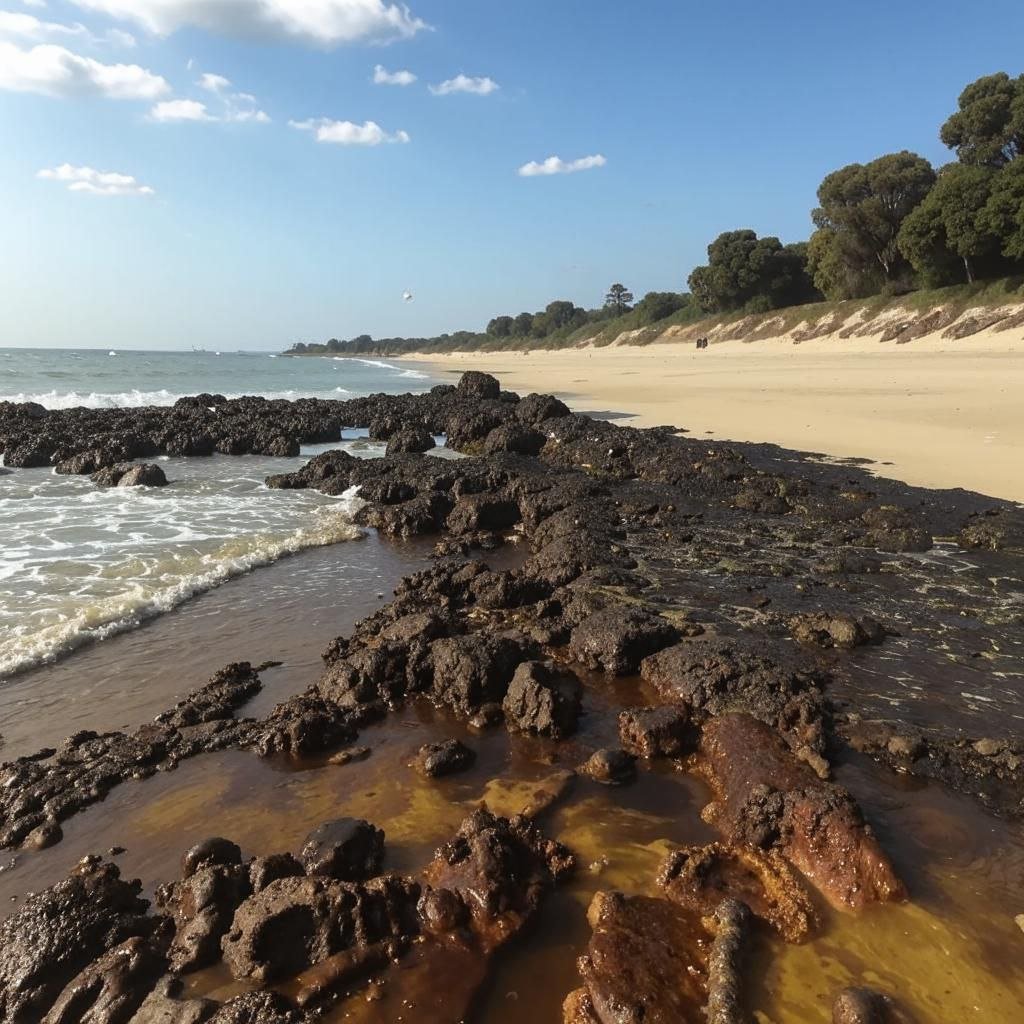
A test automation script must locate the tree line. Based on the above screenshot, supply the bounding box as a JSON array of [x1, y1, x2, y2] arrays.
[[288, 286, 701, 355], [689, 71, 1024, 311], [288, 72, 1023, 356]]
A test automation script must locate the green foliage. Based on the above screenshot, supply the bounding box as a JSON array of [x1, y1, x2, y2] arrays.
[[687, 229, 819, 313], [979, 158, 1024, 260], [940, 72, 1024, 167], [898, 164, 1001, 284], [813, 151, 936, 283], [604, 283, 634, 314], [487, 315, 514, 338], [512, 312, 535, 336], [633, 291, 691, 325]]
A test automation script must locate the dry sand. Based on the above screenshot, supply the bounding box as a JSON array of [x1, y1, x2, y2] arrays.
[[405, 327, 1024, 503]]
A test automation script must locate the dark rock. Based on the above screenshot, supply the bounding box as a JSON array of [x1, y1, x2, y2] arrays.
[[640, 639, 828, 760], [385, 428, 436, 456], [42, 935, 168, 1024], [502, 661, 582, 739], [618, 705, 690, 758], [25, 821, 63, 850], [156, 864, 251, 973], [580, 748, 636, 786], [0, 859, 153, 1023], [456, 371, 501, 400], [249, 853, 305, 893], [569, 606, 680, 675], [299, 819, 384, 881], [91, 462, 168, 488], [789, 612, 886, 650], [420, 810, 574, 950], [414, 739, 476, 778], [221, 875, 420, 983], [482, 424, 547, 456], [468, 703, 504, 730], [209, 991, 315, 1023], [833, 987, 891, 1024], [128, 982, 218, 1023], [859, 506, 932, 553], [181, 838, 242, 878], [515, 392, 570, 425], [429, 633, 537, 717]]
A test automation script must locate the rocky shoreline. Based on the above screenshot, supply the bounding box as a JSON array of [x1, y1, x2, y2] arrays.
[[1, 372, 1023, 1022]]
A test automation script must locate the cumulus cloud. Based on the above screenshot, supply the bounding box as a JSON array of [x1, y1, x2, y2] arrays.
[[0, 40, 169, 98], [69, 0, 427, 47], [38, 163, 155, 196], [518, 154, 607, 177], [149, 98, 213, 122], [198, 71, 231, 93], [429, 74, 498, 96], [150, 72, 270, 125], [373, 64, 415, 86], [289, 117, 409, 145]]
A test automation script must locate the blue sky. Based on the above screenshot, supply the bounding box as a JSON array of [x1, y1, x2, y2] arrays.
[[2, 0, 1023, 350]]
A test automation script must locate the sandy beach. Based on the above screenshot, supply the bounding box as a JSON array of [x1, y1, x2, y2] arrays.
[[406, 331, 1024, 503]]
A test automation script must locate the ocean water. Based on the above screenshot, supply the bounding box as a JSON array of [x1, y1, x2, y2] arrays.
[[0, 347, 429, 408], [0, 349, 441, 678]]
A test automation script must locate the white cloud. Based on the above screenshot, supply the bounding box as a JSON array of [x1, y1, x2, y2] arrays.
[[429, 73, 498, 96], [149, 98, 213, 122], [198, 71, 230, 93], [107, 28, 136, 47], [0, 40, 169, 98], [69, 0, 427, 47], [290, 117, 409, 145], [38, 163, 155, 196], [227, 107, 270, 124], [0, 11, 88, 40], [0, 11, 138, 47], [373, 64, 415, 86], [151, 72, 271, 125], [518, 154, 607, 177]]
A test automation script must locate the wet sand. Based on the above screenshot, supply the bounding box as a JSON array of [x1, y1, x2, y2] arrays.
[[404, 334, 1024, 502], [0, 534, 431, 760]]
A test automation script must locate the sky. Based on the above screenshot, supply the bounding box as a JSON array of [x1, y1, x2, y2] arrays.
[[1, 0, 1023, 350]]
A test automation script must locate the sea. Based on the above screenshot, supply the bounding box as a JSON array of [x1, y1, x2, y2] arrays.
[[0, 348, 440, 678]]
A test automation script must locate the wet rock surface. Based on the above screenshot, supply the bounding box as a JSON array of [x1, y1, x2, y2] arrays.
[[412, 739, 476, 778], [696, 714, 906, 910], [564, 891, 711, 1024], [3, 372, 1023, 1021], [0, 858, 154, 1023], [658, 842, 816, 943]]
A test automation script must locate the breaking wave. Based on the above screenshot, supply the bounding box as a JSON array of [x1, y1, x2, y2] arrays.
[[0, 387, 354, 410], [0, 496, 364, 678]]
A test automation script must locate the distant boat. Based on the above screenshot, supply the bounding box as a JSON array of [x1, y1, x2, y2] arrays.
[[108, 350, 117, 356], [191, 346, 210, 354]]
